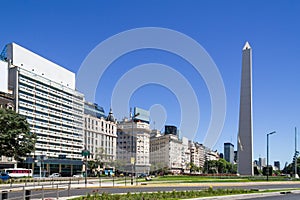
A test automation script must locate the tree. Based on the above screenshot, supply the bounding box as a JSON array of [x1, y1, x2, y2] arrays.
[[282, 157, 300, 176], [217, 159, 228, 173], [0, 108, 36, 161], [203, 160, 218, 174], [203, 159, 236, 174]]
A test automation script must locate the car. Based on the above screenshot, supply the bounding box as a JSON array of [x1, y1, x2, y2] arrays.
[[49, 173, 61, 178], [0, 173, 10, 181], [138, 173, 148, 178], [73, 174, 83, 178]]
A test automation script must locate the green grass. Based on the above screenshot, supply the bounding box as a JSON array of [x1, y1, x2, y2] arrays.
[[145, 175, 297, 183], [70, 187, 286, 200]]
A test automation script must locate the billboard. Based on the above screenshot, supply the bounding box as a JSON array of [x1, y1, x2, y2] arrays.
[[134, 107, 150, 123]]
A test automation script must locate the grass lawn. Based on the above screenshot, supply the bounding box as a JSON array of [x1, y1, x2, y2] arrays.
[[139, 174, 296, 183], [70, 187, 296, 200]]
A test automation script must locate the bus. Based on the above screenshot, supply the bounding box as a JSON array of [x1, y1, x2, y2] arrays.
[[104, 168, 114, 176], [3, 168, 33, 178]]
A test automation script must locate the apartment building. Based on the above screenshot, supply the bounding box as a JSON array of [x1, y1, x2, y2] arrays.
[[150, 126, 190, 174], [189, 141, 206, 169], [116, 107, 151, 175], [84, 102, 117, 166], [3, 43, 84, 175], [150, 129, 181, 174]]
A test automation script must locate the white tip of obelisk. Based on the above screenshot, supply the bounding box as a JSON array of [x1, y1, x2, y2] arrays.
[[243, 41, 251, 50]]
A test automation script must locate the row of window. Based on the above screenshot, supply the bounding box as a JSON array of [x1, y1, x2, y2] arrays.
[[19, 72, 84, 103], [19, 85, 83, 115], [30, 123, 83, 139], [19, 92, 83, 121], [37, 135, 83, 148], [85, 118, 116, 133]]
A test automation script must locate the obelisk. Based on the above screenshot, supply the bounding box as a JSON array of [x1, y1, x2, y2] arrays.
[[237, 42, 253, 176]]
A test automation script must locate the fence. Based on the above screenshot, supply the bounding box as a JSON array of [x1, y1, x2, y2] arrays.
[[1, 184, 69, 200], [0, 176, 141, 200]]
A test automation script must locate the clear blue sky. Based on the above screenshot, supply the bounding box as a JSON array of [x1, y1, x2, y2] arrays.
[[1, 0, 300, 168]]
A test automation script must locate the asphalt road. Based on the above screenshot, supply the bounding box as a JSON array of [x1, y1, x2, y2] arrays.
[[4, 183, 300, 199], [243, 192, 300, 200]]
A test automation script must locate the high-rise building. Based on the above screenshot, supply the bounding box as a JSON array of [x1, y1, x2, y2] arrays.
[[165, 125, 177, 135], [84, 102, 117, 167], [3, 43, 84, 175], [219, 153, 224, 159], [224, 142, 234, 163], [258, 157, 266, 170], [116, 107, 151, 175], [234, 151, 237, 163], [274, 161, 280, 170], [237, 42, 253, 176]]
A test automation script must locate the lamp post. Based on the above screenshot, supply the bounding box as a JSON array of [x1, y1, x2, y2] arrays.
[[267, 131, 276, 181], [131, 110, 140, 185]]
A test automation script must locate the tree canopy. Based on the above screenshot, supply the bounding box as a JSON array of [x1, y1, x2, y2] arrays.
[[0, 108, 36, 161], [203, 158, 237, 174]]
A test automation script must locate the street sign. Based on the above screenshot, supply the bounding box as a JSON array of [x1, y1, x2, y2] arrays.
[[131, 157, 135, 164], [82, 150, 90, 157]]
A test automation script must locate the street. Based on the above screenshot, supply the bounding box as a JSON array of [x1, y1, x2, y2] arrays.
[[2, 180, 300, 199]]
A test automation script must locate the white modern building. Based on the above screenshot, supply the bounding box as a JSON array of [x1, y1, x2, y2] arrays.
[[116, 107, 151, 175], [2, 43, 84, 175], [84, 102, 117, 166]]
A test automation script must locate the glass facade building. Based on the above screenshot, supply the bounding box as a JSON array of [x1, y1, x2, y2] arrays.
[[224, 142, 234, 164]]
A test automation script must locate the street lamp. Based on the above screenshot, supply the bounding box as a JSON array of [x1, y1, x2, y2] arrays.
[[267, 131, 276, 181], [83, 125, 91, 187], [131, 111, 140, 185]]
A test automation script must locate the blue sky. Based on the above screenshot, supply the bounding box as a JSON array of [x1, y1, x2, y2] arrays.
[[1, 0, 300, 168]]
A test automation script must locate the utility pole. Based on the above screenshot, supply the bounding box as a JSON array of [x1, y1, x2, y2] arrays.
[[130, 108, 140, 185], [295, 127, 299, 178], [266, 131, 276, 181]]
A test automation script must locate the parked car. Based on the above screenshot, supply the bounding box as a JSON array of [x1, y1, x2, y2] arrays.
[[73, 174, 83, 178], [138, 173, 148, 178], [49, 173, 61, 178], [0, 173, 10, 181]]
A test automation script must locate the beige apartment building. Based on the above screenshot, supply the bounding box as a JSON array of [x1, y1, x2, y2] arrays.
[[116, 107, 151, 175], [84, 102, 117, 167]]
